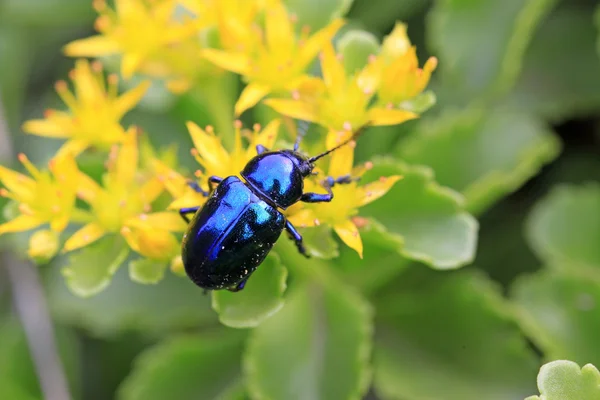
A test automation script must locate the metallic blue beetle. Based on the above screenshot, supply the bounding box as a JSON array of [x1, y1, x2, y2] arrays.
[[179, 127, 362, 292]]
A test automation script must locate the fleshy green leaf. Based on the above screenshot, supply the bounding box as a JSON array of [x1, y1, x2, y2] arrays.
[[61, 235, 129, 298], [212, 254, 288, 328], [129, 259, 167, 285], [428, 0, 558, 101], [510, 2, 600, 121], [511, 270, 600, 365], [396, 107, 561, 214], [361, 157, 478, 269], [525, 360, 600, 400], [245, 279, 372, 400], [118, 333, 246, 400], [284, 0, 353, 31], [526, 183, 600, 271], [336, 29, 380, 74], [337, 219, 409, 294], [300, 224, 339, 259], [48, 265, 217, 338], [374, 269, 538, 400]]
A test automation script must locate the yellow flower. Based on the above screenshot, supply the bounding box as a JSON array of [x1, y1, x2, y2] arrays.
[[286, 134, 402, 258], [201, 0, 344, 115], [0, 153, 79, 236], [64, 0, 199, 80], [156, 119, 281, 210], [265, 42, 418, 132], [22, 60, 150, 157], [180, 0, 265, 51], [63, 128, 184, 262], [28, 229, 61, 264], [376, 23, 437, 106]]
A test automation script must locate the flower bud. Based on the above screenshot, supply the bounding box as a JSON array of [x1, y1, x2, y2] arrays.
[[28, 229, 60, 264]]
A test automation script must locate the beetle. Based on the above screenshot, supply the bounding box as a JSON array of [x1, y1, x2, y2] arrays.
[[179, 125, 364, 292]]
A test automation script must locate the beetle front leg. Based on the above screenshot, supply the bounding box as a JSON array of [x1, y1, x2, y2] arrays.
[[179, 207, 200, 223], [187, 175, 223, 196], [300, 174, 359, 203], [285, 220, 310, 258]]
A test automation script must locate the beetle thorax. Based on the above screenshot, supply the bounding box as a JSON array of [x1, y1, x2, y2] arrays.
[[241, 150, 311, 209]]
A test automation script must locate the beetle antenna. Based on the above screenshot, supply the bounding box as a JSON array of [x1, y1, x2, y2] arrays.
[[294, 120, 311, 151], [308, 124, 369, 163]]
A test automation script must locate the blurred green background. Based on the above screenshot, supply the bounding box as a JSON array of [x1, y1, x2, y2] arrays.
[[1, 0, 600, 399]]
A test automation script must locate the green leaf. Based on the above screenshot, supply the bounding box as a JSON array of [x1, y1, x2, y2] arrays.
[[48, 265, 217, 338], [0, 0, 95, 27], [428, 0, 558, 101], [510, 2, 600, 121], [245, 279, 372, 400], [526, 360, 600, 400], [511, 270, 600, 365], [396, 107, 561, 214], [347, 0, 430, 36], [360, 157, 478, 269], [284, 0, 353, 31], [300, 224, 339, 259], [526, 184, 600, 271], [119, 332, 246, 400], [212, 254, 288, 328], [374, 269, 538, 400], [337, 219, 410, 294], [336, 29, 380, 74], [61, 235, 129, 298], [129, 259, 167, 285]]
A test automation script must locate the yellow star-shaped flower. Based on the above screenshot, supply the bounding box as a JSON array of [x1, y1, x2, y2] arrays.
[[286, 132, 402, 258], [63, 128, 184, 262], [22, 59, 150, 157], [201, 0, 344, 115], [265, 42, 418, 133]]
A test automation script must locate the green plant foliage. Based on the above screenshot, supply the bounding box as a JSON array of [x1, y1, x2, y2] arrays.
[[396, 107, 561, 214], [373, 269, 538, 400], [244, 279, 372, 400], [212, 254, 288, 328], [118, 332, 246, 400], [526, 360, 600, 400], [526, 184, 600, 271], [362, 158, 478, 269]]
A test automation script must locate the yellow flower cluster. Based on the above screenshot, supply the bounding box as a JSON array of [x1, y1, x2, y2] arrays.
[[0, 0, 436, 278]]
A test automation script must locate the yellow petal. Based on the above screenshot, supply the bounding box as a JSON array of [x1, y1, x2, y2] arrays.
[[121, 53, 143, 79], [0, 215, 43, 235], [168, 191, 207, 210], [153, 160, 186, 197], [297, 18, 344, 69], [55, 139, 89, 159], [201, 49, 251, 76], [328, 145, 354, 178], [334, 220, 363, 258], [73, 59, 104, 104], [357, 175, 402, 206], [186, 122, 229, 169], [63, 36, 120, 57], [320, 43, 346, 94], [367, 107, 418, 126], [22, 119, 70, 138], [265, 1, 294, 55], [76, 172, 102, 203], [264, 99, 318, 123], [125, 212, 186, 232], [286, 208, 317, 228], [251, 119, 281, 153], [114, 80, 151, 118], [235, 82, 271, 115], [63, 223, 106, 252], [115, 128, 139, 185], [140, 178, 164, 204], [124, 227, 179, 260], [381, 22, 411, 59], [170, 254, 186, 276], [0, 165, 35, 201]]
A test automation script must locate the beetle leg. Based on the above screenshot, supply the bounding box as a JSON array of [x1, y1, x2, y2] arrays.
[[179, 207, 200, 223], [256, 144, 269, 155], [187, 180, 209, 196], [227, 277, 248, 292], [208, 175, 223, 192], [300, 174, 359, 203], [285, 220, 310, 258]]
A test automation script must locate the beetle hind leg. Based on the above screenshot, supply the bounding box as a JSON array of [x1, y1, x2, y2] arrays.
[[285, 220, 310, 258], [179, 207, 200, 223]]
